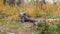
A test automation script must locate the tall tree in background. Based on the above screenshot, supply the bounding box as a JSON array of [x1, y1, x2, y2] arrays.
[[8, 0, 15, 6], [42, 0, 46, 4], [17, 0, 21, 6], [3, 0, 6, 5], [53, 0, 57, 11], [40, 0, 46, 10]]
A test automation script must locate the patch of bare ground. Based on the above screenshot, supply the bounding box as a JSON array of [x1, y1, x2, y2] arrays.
[[15, 22, 35, 34]]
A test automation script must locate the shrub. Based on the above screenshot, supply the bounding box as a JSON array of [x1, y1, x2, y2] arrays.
[[34, 21, 58, 34]]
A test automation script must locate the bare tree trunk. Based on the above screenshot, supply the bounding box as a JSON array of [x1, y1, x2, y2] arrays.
[[42, 0, 46, 4], [8, 0, 15, 6], [17, 0, 21, 6], [39, 0, 46, 10]]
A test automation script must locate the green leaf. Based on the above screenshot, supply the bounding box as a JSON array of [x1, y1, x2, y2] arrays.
[[21, 18, 25, 23], [35, 10, 40, 17], [38, 21, 46, 27], [49, 24, 57, 31], [50, 31, 58, 34], [46, 10, 51, 19]]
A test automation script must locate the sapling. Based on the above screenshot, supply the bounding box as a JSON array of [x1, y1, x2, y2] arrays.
[[35, 10, 40, 17]]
